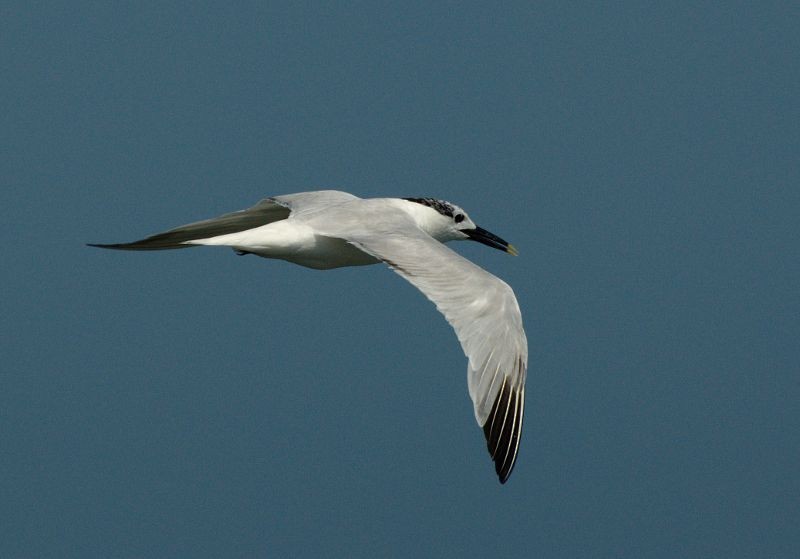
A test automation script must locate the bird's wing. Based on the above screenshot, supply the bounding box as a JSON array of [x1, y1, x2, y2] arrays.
[[88, 198, 290, 250], [318, 213, 527, 483], [270, 190, 361, 217]]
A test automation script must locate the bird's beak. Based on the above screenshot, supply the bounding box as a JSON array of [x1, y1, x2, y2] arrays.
[[464, 226, 518, 256]]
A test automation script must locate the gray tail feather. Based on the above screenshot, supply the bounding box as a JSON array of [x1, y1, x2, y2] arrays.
[[87, 198, 290, 251]]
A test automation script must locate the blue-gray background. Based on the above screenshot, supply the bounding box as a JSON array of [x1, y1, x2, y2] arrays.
[[2, 2, 798, 557]]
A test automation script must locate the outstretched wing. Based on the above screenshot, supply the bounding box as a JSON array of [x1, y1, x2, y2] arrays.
[[88, 190, 361, 250], [319, 213, 528, 483], [88, 198, 291, 250]]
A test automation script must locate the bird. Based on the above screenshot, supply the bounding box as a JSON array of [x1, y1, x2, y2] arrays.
[[89, 190, 528, 483]]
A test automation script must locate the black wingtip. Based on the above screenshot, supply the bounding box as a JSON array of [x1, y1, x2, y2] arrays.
[[481, 368, 525, 484], [86, 242, 147, 250], [85, 240, 194, 251]]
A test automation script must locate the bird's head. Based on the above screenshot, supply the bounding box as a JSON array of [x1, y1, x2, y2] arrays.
[[401, 197, 518, 255]]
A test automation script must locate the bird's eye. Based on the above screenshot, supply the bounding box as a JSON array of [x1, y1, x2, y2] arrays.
[[454, 214, 464, 223]]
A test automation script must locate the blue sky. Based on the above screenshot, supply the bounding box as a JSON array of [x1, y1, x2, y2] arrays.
[[2, 2, 798, 557]]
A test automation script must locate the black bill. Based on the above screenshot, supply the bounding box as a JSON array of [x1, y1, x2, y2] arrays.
[[464, 226, 518, 255]]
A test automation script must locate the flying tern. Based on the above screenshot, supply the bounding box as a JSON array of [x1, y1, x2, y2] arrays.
[[90, 190, 528, 483]]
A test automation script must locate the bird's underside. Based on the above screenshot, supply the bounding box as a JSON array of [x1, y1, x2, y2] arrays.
[[89, 190, 527, 483]]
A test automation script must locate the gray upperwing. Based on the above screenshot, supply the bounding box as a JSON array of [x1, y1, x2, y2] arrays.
[[88, 198, 291, 250]]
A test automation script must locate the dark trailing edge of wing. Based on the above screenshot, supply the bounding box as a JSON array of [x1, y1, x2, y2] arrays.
[[87, 199, 291, 250], [482, 358, 525, 484]]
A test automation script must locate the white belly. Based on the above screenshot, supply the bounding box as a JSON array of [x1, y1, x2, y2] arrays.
[[247, 234, 379, 269]]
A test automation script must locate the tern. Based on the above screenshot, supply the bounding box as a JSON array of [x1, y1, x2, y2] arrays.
[[90, 190, 527, 483]]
